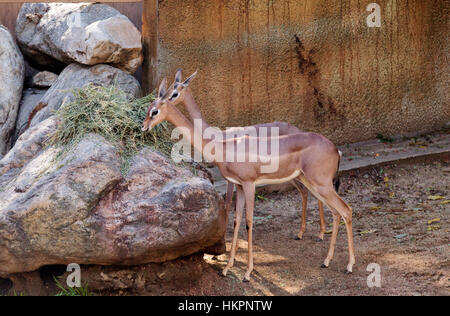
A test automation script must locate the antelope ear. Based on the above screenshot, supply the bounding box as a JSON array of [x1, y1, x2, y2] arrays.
[[183, 70, 197, 86], [161, 85, 172, 101], [158, 78, 167, 98], [175, 69, 183, 83]]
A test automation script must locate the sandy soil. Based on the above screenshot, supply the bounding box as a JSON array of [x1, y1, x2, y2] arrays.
[[186, 159, 449, 296]]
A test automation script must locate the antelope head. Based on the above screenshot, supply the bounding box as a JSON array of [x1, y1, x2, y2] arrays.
[[142, 78, 171, 132], [167, 68, 197, 105]]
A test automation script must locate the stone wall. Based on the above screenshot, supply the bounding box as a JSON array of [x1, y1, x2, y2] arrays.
[[144, 0, 449, 144]]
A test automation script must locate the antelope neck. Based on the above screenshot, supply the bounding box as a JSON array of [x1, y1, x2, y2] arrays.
[[165, 104, 216, 163], [183, 88, 210, 131]]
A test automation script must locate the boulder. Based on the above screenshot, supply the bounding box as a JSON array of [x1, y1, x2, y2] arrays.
[[16, 3, 143, 74], [28, 63, 141, 128], [31, 71, 58, 88], [0, 26, 25, 158], [0, 116, 57, 189], [11, 88, 47, 145], [0, 132, 226, 276]]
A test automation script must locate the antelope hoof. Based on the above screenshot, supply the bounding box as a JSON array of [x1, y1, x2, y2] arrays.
[[320, 263, 328, 269], [316, 237, 324, 242], [294, 236, 301, 240], [222, 267, 229, 277], [317, 233, 325, 241], [345, 263, 354, 274], [243, 273, 251, 282]]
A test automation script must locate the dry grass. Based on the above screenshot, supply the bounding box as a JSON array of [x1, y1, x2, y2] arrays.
[[49, 84, 173, 173]]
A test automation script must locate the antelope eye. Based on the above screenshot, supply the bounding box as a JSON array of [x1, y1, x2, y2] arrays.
[[170, 91, 179, 100], [150, 109, 159, 118]]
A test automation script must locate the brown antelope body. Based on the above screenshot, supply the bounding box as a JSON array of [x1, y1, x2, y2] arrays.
[[142, 74, 355, 282], [168, 70, 328, 241]]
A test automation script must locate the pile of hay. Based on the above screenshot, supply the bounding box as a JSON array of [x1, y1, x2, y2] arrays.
[[50, 84, 173, 172]]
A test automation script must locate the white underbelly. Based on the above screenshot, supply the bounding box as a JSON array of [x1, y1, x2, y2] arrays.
[[255, 169, 301, 185], [224, 176, 242, 185], [225, 170, 302, 186]]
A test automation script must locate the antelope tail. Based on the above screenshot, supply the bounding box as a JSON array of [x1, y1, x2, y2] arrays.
[[333, 150, 342, 192]]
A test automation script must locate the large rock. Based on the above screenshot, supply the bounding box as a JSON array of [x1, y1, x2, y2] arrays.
[[12, 88, 47, 145], [16, 3, 143, 74], [0, 132, 226, 276], [29, 63, 141, 128], [0, 116, 58, 189], [0, 26, 25, 158]]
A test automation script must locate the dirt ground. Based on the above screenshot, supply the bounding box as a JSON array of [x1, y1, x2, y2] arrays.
[[182, 159, 449, 296]]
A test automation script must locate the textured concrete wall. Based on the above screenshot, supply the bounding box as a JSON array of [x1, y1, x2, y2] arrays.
[[151, 1, 448, 144], [2, 2, 448, 143]]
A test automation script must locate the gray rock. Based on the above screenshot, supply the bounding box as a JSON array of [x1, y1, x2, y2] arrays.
[[12, 88, 47, 145], [16, 3, 143, 74], [0, 116, 58, 189], [90, 148, 226, 265], [0, 26, 25, 158], [29, 63, 141, 128], [0, 133, 226, 276], [31, 71, 58, 88]]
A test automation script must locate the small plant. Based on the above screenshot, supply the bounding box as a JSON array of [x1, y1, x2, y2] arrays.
[[255, 193, 272, 202], [54, 277, 92, 296], [376, 133, 394, 143]]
